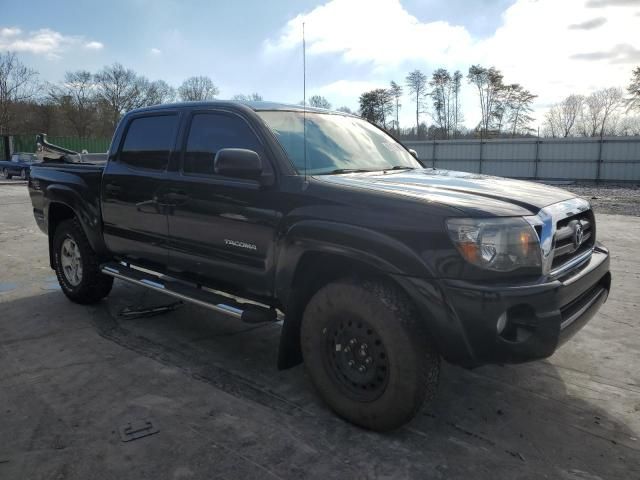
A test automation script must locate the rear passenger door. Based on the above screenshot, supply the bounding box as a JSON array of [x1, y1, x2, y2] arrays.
[[165, 110, 280, 297], [101, 112, 180, 270]]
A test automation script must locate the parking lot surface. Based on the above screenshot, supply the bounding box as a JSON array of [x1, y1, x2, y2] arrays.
[[1, 183, 638, 479]]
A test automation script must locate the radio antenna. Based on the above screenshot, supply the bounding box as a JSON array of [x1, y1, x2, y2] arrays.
[[302, 22, 308, 184]]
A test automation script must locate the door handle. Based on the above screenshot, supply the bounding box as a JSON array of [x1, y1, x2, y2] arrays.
[[105, 184, 122, 195]]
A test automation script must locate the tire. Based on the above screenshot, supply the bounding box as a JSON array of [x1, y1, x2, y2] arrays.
[[52, 218, 113, 304], [2, 168, 12, 179], [20, 169, 27, 180], [301, 277, 440, 431]]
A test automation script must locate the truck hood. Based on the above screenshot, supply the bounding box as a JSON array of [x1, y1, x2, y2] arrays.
[[314, 168, 577, 216]]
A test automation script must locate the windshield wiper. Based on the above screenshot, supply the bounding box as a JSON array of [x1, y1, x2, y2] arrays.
[[384, 166, 415, 171], [319, 168, 375, 175]]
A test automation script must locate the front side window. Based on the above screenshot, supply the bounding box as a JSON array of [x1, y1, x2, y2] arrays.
[[120, 115, 178, 170], [183, 113, 267, 176], [257, 111, 420, 175]]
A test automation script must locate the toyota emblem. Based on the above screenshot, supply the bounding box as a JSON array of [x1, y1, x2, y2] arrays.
[[573, 222, 584, 250]]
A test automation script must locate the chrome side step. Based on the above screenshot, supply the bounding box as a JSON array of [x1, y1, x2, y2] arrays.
[[100, 262, 279, 324]]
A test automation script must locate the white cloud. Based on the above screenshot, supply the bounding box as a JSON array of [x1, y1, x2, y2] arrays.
[[265, 0, 473, 69], [0, 26, 104, 59], [0, 27, 22, 37], [150, 48, 162, 56], [265, 0, 640, 127], [84, 41, 104, 50]]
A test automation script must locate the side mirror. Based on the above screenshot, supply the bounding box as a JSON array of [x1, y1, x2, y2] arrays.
[[214, 148, 263, 180], [408, 148, 418, 158]]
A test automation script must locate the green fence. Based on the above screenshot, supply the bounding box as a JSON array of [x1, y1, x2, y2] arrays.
[[12, 134, 111, 153]]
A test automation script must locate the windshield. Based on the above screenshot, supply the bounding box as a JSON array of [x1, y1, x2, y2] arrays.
[[257, 111, 421, 175]]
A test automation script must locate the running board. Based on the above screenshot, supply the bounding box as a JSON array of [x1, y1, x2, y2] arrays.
[[100, 262, 279, 324]]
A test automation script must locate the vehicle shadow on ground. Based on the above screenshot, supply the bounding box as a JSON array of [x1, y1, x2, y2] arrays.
[[2, 285, 638, 479]]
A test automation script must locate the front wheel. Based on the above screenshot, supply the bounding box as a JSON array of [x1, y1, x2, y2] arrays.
[[19, 168, 27, 180], [52, 218, 113, 304], [301, 278, 440, 431], [1, 168, 11, 179]]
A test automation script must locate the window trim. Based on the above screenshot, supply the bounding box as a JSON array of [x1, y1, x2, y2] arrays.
[[115, 111, 181, 173], [178, 109, 274, 182]]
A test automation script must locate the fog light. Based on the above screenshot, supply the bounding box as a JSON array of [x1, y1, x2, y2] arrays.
[[496, 312, 508, 334]]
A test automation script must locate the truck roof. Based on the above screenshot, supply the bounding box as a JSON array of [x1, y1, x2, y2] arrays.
[[127, 100, 354, 116]]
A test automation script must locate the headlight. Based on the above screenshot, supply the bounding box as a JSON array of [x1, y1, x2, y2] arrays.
[[446, 217, 541, 272]]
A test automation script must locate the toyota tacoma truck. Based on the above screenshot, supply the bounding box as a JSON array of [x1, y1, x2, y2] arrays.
[[28, 101, 611, 431]]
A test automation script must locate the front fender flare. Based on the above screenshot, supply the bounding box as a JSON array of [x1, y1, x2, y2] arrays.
[[274, 220, 432, 369]]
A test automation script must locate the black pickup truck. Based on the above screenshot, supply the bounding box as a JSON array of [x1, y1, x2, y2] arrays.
[[28, 101, 611, 431]]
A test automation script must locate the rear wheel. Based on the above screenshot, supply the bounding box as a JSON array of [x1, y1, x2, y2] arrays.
[[52, 218, 113, 304], [1, 168, 11, 179], [19, 168, 27, 180], [301, 278, 440, 431]]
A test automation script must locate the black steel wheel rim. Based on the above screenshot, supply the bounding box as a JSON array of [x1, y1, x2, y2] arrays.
[[324, 316, 390, 402]]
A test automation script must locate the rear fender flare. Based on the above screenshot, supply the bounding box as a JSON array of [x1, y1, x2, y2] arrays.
[[45, 184, 108, 261]]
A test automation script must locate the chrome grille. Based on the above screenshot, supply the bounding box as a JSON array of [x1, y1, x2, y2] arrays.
[[551, 210, 595, 270], [525, 197, 594, 277]]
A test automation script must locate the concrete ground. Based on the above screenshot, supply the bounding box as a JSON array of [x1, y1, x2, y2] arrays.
[[1, 182, 638, 480]]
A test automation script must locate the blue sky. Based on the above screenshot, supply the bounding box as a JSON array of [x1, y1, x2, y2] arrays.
[[2, 0, 639, 128]]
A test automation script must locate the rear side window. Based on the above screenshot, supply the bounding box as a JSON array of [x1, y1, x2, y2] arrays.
[[183, 113, 268, 176], [120, 115, 178, 170]]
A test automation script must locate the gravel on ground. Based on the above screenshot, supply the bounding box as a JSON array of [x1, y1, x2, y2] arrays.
[[549, 182, 640, 216]]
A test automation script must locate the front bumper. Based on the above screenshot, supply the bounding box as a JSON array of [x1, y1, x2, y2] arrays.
[[394, 244, 611, 367]]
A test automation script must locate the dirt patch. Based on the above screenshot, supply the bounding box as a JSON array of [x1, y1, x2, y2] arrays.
[[552, 183, 640, 216]]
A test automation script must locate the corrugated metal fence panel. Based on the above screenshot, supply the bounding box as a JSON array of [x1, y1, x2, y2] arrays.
[[48, 136, 111, 153], [601, 138, 640, 181], [405, 137, 640, 181], [483, 140, 537, 178], [10, 134, 111, 153], [13, 135, 35, 153]]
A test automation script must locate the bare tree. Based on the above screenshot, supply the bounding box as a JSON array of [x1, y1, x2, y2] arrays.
[[141, 80, 176, 106], [178, 76, 219, 101], [308, 95, 332, 109], [48, 70, 97, 137], [544, 95, 584, 138], [452, 70, 463, 137], [617, 114, 640, 135], [467, 65, 503, 135], [94, 63, 145, 130], [627, 66, 640, 112], [389, 81, 402, 133], [405, 70, 428, 136], [0, 52, 39, 135], [579, 87, 623, 137], [359, 89, 393, 128], [500, 84, 537, 136], [430, 68, 464, 139], [232, 93, 263, 101]]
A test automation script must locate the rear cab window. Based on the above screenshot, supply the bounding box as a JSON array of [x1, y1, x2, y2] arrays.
[[119, 114, 179, 171]]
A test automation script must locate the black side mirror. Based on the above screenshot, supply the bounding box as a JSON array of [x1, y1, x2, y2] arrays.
[[214, 148, 263, 180]]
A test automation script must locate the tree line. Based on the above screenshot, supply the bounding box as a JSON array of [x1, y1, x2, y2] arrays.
[[1, 50, 639, 141], [0, 52, 261, 138], [353, 65, 537, 140], [543, 77, 640, 137]]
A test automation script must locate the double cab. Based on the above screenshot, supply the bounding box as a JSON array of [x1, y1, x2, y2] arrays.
[[28, 101, 611, 431]]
